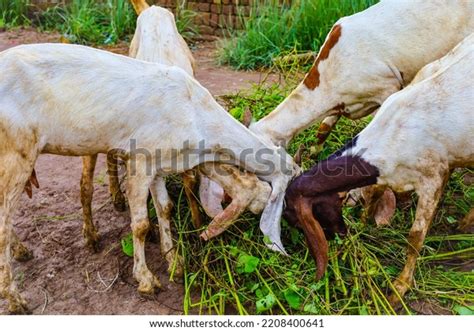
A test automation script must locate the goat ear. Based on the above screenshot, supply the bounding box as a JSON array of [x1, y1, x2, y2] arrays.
[[30, 169, 40, 189], [242, 109, 253, 128], [260, 191, 287, 255], [24, 180, 33, 199], [373, 189, 396, 227], [296, 197, 328, 280], [293, 144, 304, 166]]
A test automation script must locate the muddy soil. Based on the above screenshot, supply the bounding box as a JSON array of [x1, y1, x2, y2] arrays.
[[0, 28, 276, 314]]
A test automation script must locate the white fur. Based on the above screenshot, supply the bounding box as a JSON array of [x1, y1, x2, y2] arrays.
[[351, 34, 474, 180], [129, 6, 195, 76], [346, 34, 474, 300]]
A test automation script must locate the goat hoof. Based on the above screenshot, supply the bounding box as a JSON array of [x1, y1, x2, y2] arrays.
[[388, 278, 410, 306], [168, 255, 184, 279], [137, 274, 162, 295], [199, 230, 210, 241], [83, 232, 101, 252], [8, 298, 31, 315], [112, 195, 127, 212], [12, 243, 34, 262]]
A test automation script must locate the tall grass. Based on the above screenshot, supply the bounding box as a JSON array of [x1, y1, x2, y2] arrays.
[[219, 0, 378, 69], [38, 0, 136, 44], [36, 0, 198, 45], [0, 0, 31, 27]]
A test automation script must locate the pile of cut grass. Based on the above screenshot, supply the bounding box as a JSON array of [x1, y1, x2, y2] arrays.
[[165, 80, 473, 315], [218, 0, 378, 70]]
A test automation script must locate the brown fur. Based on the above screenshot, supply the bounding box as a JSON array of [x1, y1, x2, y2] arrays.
[[182, 170, 203, 229], [284, 153, 379, 278], [304, 24, 342, 89], [80, 154, 100, 251]]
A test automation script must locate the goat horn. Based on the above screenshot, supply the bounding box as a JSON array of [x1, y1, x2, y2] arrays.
[[30, 169, 40, 189], [295, 197, 328, 280], [242, 109, 253, 127], [129, 0, 150, 15], [24, 180, 33, 199]]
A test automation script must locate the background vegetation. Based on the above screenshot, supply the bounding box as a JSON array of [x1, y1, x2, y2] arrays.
[[0, 0, 31, 27], [1, 0, 197, 44], [218, 0, 378, 69]]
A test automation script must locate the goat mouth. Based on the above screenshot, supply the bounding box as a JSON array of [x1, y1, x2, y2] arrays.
[[295, 197, 329, 280]]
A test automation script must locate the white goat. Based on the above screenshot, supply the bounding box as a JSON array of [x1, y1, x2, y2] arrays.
[[78, 2, 271, 276], [201, 0, 474, 237], [80, 3, 197, 278], [129, 3, 195, 75], [284, 33, 474, 302], [0, 43, 297, 313]]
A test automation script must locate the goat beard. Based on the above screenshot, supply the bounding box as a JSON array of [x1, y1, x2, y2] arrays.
[[295, 197, 329, 280]]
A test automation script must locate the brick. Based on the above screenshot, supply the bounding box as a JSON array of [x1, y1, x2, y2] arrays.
[[193, 12, 210, 25], [199, 25, 215, 35], [234, 5, 251, 16], [198, 3, 211, 11], [214, 28, 226, 37], [210, 13, 219, 27], [188, 2, 199, 11], [233, 0, 250, 5], [210, 4, 221, 13], [200, 12, 211, 24], [222, 4, 233, 15], [219, 14, 234, 28]]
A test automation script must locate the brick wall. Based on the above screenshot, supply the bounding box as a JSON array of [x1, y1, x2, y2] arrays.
[[153, 0, 252, 37]]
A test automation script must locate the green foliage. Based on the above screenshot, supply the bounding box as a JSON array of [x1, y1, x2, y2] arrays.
[[35, 0, 197, 45], [236, 254, 260, 274], [175, 79, 474, 315], [37, 0, 136, 44], [219, 0, 378, 69], [0, 0, 31, 27], [121, 233, 134, 257], [175, 8, 199, 42], [453, 305, 474, 315]]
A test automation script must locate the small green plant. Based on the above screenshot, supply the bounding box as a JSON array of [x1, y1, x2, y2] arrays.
[[175, 8, 199, 42], [219, 0, 378, 69], [0, 0, 31, 27], [121, 233, 134, 257]]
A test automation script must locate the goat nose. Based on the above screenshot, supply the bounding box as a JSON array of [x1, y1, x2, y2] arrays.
[[338, 227, 348, 237]]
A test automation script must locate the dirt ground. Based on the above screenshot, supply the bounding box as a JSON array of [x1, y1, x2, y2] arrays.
[[0, 28, 276, 314]]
